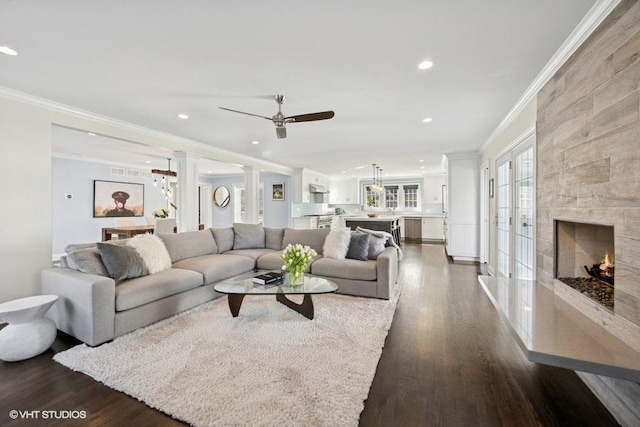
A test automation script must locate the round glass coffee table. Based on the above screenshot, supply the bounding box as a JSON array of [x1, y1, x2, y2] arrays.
[[214, 271, 338, 320]]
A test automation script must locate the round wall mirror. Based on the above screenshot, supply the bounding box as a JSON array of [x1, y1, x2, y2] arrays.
[[213, 186, 231, 207]]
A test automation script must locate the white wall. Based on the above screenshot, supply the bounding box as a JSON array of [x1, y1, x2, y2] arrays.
[[0, 97, 52, 303], [479, 97, 537, 274], [52, 157, 169, 255], [205, 173, 292, 228]]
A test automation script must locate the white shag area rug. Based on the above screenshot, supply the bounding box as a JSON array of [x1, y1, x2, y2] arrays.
[[54, 285, 401, 427]]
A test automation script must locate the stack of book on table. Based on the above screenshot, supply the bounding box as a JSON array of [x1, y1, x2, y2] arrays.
[[253, 271, 285, 287]]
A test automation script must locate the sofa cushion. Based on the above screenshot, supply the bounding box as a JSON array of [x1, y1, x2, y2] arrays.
[[212, 227, 235, 253], [97, 242, 148, 283], [323, 228, 351, 260], [172, 254, 255, 284], [224, 248, 276, 261], [256, 251, 285, 270], [233, 223, 265, 249], [265, 227, 285, 250], [346, 232, 371, 261], [310, 258, 377, 281], [281, 228, 330, 254], [66, 247, 109, 277], [127, 234, 172, 274], [159, 229, 218, 263], [115, 268, 204, 311]]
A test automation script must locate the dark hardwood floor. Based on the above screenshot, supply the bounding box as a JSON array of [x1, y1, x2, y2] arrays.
[[0, 243, 619, 426]]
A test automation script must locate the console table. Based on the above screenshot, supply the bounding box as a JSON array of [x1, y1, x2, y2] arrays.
[[344, 216, 401, 245], [101, 225, 155, 241]]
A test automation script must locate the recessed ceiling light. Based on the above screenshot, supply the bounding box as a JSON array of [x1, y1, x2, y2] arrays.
[[178, 113, 189, 119], [207, 170, 213, 174], [422, 117, 433, 123], [419, 159, 424, 163], [342, 171, 346, 174], [420, 166, 425, 169], [145, 160, 151, 164], [0, 46, 18, 56], [252, 140, 260, 145], [418, 60, 433, 70], [87, 132, 96, 136], [355, 165, 365, 170]]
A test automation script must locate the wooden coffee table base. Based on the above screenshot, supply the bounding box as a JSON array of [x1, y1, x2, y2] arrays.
[[226, 293, 315, 320]]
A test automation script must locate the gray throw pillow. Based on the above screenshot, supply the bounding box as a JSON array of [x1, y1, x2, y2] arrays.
[[233, 223, 266, 249], [265, 227, 285, 250], [66, 248, 109, 276], [97, 242, 148, 283], [212, 227, 235, 253], [346, 232, 370, 261]]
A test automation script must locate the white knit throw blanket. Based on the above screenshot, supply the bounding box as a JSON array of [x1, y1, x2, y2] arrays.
[[356, 226, 403, 260]]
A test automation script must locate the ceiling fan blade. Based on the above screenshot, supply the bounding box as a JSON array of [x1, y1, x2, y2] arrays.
[[285, 111, 335, 123], [275, 126, 287, 139], [218, 107, 272, 120]]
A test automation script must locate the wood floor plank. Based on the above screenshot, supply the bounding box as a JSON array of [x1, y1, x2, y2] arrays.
[[0, 243, 619, 426]]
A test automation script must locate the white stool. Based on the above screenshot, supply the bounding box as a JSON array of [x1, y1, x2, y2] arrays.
[[0, 295, 59, 362]]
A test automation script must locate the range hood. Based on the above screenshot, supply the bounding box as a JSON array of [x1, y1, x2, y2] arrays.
[[309, 184, 330, 194]]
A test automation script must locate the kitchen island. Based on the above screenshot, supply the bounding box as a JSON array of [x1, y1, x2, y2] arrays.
[[344, 216, 401, 245]]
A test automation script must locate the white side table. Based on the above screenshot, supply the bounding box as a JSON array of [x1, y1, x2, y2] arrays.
[[0, 295, 59, 362]]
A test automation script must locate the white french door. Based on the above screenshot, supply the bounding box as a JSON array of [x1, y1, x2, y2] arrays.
[[496, 154, 511, 278], [494, 135, 535, 280], [514, 144, 534, 280]]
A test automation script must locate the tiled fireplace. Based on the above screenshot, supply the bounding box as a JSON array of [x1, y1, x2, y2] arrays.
[[536, 0, 640, 353]]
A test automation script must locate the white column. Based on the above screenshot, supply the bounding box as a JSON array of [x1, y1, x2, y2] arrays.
[[175, 151, 201, 232], [243, 166, 260, 224]]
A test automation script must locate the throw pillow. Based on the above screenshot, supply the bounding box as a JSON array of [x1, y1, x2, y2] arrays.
[[346, 232, 371, 261], [233, 223, 265, 249], [97, 242, 148, 283], [66, 248, 109, 276], [322, 228, 351, 260], [368, 235, 388, 259], [265, 227, 285, 250], [212, 227, 234, 253], [127, 234, 172, 274]]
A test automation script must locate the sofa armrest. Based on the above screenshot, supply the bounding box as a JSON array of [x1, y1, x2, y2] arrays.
[[41, 268, 116, 346], [375, 246, 399, 299]]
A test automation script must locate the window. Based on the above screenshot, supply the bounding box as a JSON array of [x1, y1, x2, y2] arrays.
[[403, 185, 418, 209], [385, 186, 398, 209], [362, 182, 421, 211], [233, 184, 264, 223]]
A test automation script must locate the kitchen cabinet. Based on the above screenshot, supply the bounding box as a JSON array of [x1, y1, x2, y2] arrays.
[[404, 217, 422, 241], [329, 179, 359, 204], [422, 217, 444, 241], [292, 168, 330, 203], [443, 152, 479, 262], [292, 217, 318, 229]]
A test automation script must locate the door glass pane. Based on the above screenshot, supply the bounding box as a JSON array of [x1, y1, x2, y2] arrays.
[[496, 159, 510, 278], [514, 147, 534, 279]]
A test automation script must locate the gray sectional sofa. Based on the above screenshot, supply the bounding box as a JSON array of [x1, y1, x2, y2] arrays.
[[41, 225, 399, 346]]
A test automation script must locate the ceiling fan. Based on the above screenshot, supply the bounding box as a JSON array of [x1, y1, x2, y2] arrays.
[[218, 95, 334, 139]]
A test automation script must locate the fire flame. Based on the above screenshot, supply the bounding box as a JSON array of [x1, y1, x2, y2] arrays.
[[600, 252, 614, 270]]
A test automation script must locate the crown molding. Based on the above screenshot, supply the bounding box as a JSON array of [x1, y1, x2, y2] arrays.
[[481, 0, 622, 152], [0, 86, 295, 176]]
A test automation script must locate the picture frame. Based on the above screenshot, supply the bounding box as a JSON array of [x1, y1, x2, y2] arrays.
[[272, 183, 285, 201], [489, 178, 495, 198], [94, 180, 144, 217]]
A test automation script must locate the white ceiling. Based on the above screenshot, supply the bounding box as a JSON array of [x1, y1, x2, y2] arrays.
[[0, 0, 597, 179]]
